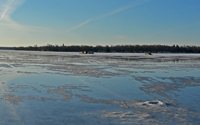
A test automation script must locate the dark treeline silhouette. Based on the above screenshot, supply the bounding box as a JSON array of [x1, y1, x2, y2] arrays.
[[0, 47, 15, 50], [14, 44, 200, 53]]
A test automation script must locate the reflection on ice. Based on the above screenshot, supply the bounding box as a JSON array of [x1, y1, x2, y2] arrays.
[[2, 83, 93, 105], [0, 50, 200, 124], [136, 76, 200, 97], [3, 94, 58, 105]]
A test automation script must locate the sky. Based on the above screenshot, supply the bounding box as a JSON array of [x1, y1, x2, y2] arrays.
[[0, 0, 200, 47]]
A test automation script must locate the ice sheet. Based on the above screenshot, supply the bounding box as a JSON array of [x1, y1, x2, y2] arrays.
[[0, 50, 200, 124]]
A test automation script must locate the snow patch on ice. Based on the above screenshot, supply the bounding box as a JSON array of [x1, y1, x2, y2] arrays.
[[140, 100, 167, 106]]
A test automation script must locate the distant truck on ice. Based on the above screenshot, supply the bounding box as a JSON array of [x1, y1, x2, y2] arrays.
[[145, 53, 152, 55], [79, 51, 94, 54]]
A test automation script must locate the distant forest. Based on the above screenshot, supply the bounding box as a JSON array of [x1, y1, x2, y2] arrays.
[[14, 44, 200, 53]]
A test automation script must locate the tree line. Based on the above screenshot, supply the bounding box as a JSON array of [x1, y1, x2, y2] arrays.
[[14, 44, 200, 53]]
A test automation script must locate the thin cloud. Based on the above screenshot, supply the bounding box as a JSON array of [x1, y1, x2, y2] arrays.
[[0, 0, 67, 47], [0, 0, 14, 21], [66, 0, 151, 33], [0, 0, 54, 33], [0, 0, 26, 22]]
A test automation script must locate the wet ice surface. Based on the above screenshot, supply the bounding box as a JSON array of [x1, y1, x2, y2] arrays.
[[0, 50, 200, 125]]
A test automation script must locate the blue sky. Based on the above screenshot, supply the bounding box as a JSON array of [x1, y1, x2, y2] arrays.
[[0, 0, 200, 47]]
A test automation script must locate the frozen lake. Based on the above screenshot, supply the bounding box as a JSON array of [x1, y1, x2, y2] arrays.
[[0, 50, 200, 125]]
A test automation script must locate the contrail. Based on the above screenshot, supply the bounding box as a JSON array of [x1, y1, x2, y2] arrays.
[[0, 0, 14, 21], [66, 19, 92, 33], [66, 0, 151, 33]]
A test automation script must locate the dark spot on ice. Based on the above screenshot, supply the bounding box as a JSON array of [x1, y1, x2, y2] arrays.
[[148, 101, 159, 104], [165, 103, 171, 106]]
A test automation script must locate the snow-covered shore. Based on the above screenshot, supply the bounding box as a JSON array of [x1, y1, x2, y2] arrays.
[[1, 50, 200, 59]]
